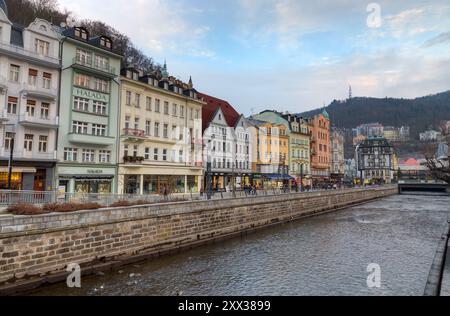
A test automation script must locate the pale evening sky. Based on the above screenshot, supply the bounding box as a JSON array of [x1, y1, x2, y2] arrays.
[[57, 0, 450, 115]]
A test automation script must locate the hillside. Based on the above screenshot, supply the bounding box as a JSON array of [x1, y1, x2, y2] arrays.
[[299, 90, 450, 138]]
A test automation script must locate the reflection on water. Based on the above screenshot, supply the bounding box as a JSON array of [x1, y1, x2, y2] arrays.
[[32, 195, 450, 296]]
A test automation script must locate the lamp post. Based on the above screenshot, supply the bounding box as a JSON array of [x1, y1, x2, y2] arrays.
[[7, 138, 14, 190]]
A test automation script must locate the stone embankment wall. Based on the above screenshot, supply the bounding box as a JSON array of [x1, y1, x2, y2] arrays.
[[0, 186, 397, 293]]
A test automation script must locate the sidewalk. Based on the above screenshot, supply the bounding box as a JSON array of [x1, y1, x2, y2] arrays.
[[439, 238, 450, 296]]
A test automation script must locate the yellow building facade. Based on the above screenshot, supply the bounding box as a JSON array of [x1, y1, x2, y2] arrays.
[[118, 68, 204, 195]]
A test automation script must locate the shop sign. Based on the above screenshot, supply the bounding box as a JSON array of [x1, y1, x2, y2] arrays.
[[74, 87, 109, 102]]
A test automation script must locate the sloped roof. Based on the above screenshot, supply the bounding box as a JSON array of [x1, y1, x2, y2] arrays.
[[198, 92, 240, 132]]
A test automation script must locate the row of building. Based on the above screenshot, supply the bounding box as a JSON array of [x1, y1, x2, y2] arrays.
[[352, 123, 410, 145], [0, 3, 348, 194]]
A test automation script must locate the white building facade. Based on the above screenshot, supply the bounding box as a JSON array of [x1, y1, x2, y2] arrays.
[[0, 5, 60, 190]]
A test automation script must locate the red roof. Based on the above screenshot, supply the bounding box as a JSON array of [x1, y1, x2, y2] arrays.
[[198, 92, 240, 132], [401, 158, 420, 166]]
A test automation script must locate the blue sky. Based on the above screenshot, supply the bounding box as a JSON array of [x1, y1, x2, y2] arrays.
[[58, 0, 450, 115]]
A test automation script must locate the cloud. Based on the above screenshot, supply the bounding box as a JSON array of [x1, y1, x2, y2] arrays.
[[422, 31, 450, 48], [58, 0, 213, 58]]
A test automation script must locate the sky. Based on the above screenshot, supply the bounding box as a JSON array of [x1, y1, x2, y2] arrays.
[[57, 0, 450, 115]]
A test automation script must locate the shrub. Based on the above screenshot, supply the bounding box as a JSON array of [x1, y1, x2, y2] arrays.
[[7, 203, 47, 216], [109, 200, 133, 208], [42, 202, 103, 213]]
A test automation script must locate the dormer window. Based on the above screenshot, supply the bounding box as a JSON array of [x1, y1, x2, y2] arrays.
[[74, 27, 88, 41], [126, 70, 132, 79], [164, 82, 169, 90], [133, 72, 139, 81], [100, 36, 112, 49]]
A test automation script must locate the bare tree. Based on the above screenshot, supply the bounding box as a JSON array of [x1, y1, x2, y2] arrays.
[[425, 121, 450, 184]]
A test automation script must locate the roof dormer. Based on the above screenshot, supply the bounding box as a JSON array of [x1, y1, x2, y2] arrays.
[[74, 27, 89, 41], [99, 36, 112, 50]]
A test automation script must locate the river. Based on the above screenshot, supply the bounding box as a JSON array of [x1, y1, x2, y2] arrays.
[[31, 194, 450, 296]]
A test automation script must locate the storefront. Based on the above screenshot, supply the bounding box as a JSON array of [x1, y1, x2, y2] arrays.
[[118, 165, 203, 195], [0, 164, 55, 191], [56, 165, 117, 194]]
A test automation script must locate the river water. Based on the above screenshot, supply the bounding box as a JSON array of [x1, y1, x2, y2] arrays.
[[32, 194, 450, 296]]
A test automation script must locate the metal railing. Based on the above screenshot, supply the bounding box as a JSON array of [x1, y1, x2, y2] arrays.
[[0, 185, 393, 208], [0, 42, 60, 65]]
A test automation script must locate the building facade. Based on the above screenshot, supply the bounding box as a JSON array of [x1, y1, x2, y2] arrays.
[[200, 93, 240, 191], [117, 67, 204, 195], [331, 128, 345, 183], [247, 118, 290, 188], [0, 4, 60, 190], [308, 110, 331, 185], [56, 27, 121, 194], [233, 116, 253, 188], [355, 137, 395, 184]]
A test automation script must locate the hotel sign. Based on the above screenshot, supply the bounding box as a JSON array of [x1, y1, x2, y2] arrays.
[[73, 87, 109, 102]]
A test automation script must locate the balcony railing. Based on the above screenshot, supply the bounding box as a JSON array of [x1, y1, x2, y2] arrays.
[[0, 148, 57, 160], [0, 42, 60, 66], [73, 57, 116, 75], [123, 156, 145, 164], [19, 113, 59, 128], [123, 128, 147, 139]]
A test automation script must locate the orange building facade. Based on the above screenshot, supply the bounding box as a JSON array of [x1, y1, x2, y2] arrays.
[[308, 110, 332, 185]]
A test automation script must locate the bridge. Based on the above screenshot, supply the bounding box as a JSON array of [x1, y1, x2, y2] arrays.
[[398, 182, 450, 195]]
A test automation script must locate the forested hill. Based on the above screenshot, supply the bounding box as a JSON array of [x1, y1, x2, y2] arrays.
[[299, 90, 450, 138]]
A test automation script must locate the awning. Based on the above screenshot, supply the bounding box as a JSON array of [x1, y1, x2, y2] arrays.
[[0, 167, 37, 173], [263, 174, 295, 181]]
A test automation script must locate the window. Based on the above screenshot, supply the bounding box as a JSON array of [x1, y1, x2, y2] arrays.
[[76, 48, 91, 64], [180, 106, 185, 118], [179, 150, 183, 163], [73, 97, 89, 111], [38, 136, 48, 152], [154, 148, 159, 160], [93, 101, 107, 115], [195, 109, 200, 120], [9, 65, 20, 82], [162, 149, 168, 161], [125, 116, 130, 129], [41, 103, 49, 119], [7, 97, 17, 114], [164, 101, 169, 115], [5, 132, 15, 150], [74, 73, 90, 88], [92, 124, 107, 136], [145, 120, 151, 136], [99, 150, 111, 163], [190, 108, 194, 120], [28, 69, 38, 86], [95, 55, 109, 70], [82, 149, 95, 163], [24, 134, 33, 151], [26, 100, 36, 116], [72, 121, 88, 134], [146, 97, 152, 111], [144, 148, 151, 160], [100, 37, 112, 49], [134, 117, 140, 130], [94, 78, 108, 92], [135, 93, 140, 108], [35, 39, 49, 56], [74, 28, 89, 40], [163, 124, 169, 138], [172, 126, 178, 140], [155, 99, 160, 113], [64, 148, 78, 162], [124, 145, 129, 157], [154, 122, 160, 137], [126, 91, 132, 106], [133, 145, 138, 157], [172, 104, 177, 116]]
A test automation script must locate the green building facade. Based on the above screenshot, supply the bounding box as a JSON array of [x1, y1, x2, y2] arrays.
[[56, 27, 122, 194]]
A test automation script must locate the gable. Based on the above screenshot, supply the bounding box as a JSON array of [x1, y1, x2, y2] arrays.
[[27, 18, 59, 40]]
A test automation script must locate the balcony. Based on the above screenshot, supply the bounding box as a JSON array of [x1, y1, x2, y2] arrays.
[[21, 83, 58, 101], [123, 156, 145, 166], [122, 128, 148, 142], [19, 113, 59, 129], [0, 148, 57, 161], [68, 133, 115, 147], [72, 57, 116, 78], [0, 109, 9, 123], [0, 42, 60, 68]]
